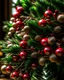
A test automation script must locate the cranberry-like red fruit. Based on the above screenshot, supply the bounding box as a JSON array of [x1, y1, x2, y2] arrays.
[[44, 47, 52, 55], [31, 63, 37, 70], [12, 11, 20, 18], [16, 20, 23, 27], [55, 48, 64, 56], [44, 10, 53, 18], [38, 19, 47, 26], [12, 55, 19, 62], [16, 6, 24, 13], [22, 73, 29, 79], [19, 51, 27, 59], [6, 65, 13, 73], [11, 71, 19, 78], [20, 40, 27, 48], [41, 38, 48, 46]]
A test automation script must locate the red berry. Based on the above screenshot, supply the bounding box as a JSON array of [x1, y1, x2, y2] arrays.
[[31, 63, 37, 67], [41, 38, 48, 46], [23, 73, 29, 79], [11, 71, 19, 78], [38, 19, 47, 27], [12, 55, 19, 62], [53, 13, 57, 19], [55, 48, 64, 56], [19, 51, 27, 59], [55, 10, 59, 14], [44, 10, 53, 18], [30, 46, 35, 51], [16, 20, 23, 27], [6, 65, 13, 73], [16, 6, 24, 13], [20, 40, 27, 48], [46, 19, 52, 24], [31, 63, 37, 70], [44, 47, 52, 55], [12, 11, 20, 18]]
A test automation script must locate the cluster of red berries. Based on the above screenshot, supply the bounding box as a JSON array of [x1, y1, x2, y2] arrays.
[[38, 9, 59, 27], [11, 6, 24, 30], [6, 65, 29, 80], [41, 38, 64, 57]]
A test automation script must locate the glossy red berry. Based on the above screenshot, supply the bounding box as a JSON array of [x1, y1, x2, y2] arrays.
[[38, 19, 47, 27], [16, 20, 23, 27], [16, 6, 24, 13], [31, 63, 37, 70], [46, 19, 52, 24], [20, 40, 27, 48], [55, 10, 59, 14], [12, 11, 20, 18], [55, 48, 64, 56], [12, 55, 19, 62], [53, 13, 57, 19], [22, 73, 29, 79], [11, 71, 19, 79], [41, 38, 48, 46], [19, 51, 27, 59], [44, 10, 53, 18], [31, 63, 37, 67], [6, 65, 13, 73], [44, 47, 52, 55]]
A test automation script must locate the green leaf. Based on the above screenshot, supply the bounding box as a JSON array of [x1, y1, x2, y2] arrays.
[[31, 67, 43, 80], [14, 34, 22, 40], [3, 21, 12, 28], [51, 0, 64, 12], [43, 63, 57, 80]]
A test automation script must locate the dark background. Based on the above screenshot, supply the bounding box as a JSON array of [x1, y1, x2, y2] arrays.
[[0, 1, 12, 78], [0, 0, 12, 40]]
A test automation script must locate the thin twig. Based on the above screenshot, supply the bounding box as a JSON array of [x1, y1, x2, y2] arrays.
[[15, 61, 25, 71]]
